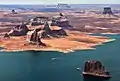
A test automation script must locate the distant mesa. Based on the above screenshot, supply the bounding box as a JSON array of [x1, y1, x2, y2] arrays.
[[57, 3, 71, 8], [80, 7, 117, 18], [45, 3, 71, 9], [101, 7, 117, 17], [12, 9, 18, 14], [102, 7, 113, 15]]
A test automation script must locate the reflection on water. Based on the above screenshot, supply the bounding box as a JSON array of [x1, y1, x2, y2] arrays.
[[83, 75, 108, 81]]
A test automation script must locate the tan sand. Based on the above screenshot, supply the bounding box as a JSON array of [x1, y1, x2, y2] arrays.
[[0, 31, 115, 53]]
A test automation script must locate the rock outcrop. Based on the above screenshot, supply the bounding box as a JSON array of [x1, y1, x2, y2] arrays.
[[51, 13, 70, 27], [43, 22, 67, 38], [4, 33, 10, 38], [27, 22, 67, 39], [29, 16, 49, 26], [102, 7, 113, 15], [27, 29, 46, 46], [12, 9, 17, 14], [27, 14, 71, 29], [101, 7, 116, 18], [84, 60, 110, 76], [8, 24, 29, 36]]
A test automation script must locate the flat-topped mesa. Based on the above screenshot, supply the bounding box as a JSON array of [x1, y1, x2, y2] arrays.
[[26, 13, 71, 29], [57, 3, 71, 8], [8, 24, 29, 36], [29, 16, 49, 26], [102, 7, 113, 15], [27, 29, 46, 46], [51, 13, 70, 28], [12, 9, 17, 14]]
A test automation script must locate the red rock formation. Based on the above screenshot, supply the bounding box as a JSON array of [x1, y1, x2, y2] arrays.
[[83, 60, 111, 79], [9, 24, 29, 36], [27, 29, 46, 46], [102, 7, 113, 15]]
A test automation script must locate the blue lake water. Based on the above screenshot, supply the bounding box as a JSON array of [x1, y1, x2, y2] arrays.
[[0, 34, 119, 81]]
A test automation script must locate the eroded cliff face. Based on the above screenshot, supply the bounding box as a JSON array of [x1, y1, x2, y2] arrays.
[[27, 16, 49, 26], [8, 24, 29, 36], [83, 60, 110, 77], [42, 22, 67, 38], [51, 13, 71, 28], [27, 29, 46, 46], [3, 19, 67, 47], [26, 22, 67, 46]]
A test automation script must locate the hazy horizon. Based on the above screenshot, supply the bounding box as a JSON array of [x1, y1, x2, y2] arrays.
[[0, 0, 119, 5], [0, 4, 119, 5]]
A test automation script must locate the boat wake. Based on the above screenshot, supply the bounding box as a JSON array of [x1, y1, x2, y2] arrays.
[[52, 57, 60, 60]]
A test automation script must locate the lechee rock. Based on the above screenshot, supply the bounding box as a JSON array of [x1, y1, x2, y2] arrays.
[[83, 60, 111, 80]]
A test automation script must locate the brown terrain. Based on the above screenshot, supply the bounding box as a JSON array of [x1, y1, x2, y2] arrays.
[[0, 31, 114, 53], [1, 10, 120, 34], [0, 10, 116, 53]]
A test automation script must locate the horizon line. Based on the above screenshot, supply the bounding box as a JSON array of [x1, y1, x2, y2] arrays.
[[0, 3, 119, 5]]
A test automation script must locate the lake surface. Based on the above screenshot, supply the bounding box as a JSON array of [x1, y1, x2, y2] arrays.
[[0, 34, 119, 81]]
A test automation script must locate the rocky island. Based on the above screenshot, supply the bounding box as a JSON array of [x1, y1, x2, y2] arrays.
[[0, 9, 116, 53]]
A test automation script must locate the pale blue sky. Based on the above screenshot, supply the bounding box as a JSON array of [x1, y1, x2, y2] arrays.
[[1, 0, 120, 4]]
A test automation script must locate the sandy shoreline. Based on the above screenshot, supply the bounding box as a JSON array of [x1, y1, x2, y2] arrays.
[[0, 33, 116, 53], [88, 33, 120, 35]]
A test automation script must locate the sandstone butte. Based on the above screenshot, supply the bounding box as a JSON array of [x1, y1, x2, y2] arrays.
[[0, 31, 115, 53]]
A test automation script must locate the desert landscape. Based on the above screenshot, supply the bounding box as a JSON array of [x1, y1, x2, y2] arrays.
[[0, 5, 118, 53]]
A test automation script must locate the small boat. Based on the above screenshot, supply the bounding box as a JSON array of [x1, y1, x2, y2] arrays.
[[82, 60, 111, 80], [52, 58, 57, 60], [76, 68, 80, 71]]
